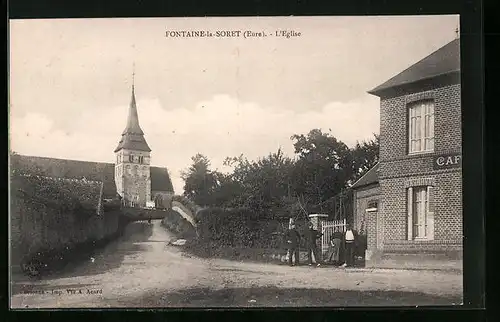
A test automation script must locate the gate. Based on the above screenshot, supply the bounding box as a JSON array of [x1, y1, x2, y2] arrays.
[[320, 218, 346, 259]]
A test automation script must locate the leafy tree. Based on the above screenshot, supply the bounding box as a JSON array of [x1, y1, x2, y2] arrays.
[[290, 129, 353, 206], [181, 154, 218, 206], [218, 148, 295, 219], [351, 134, 379, 183]]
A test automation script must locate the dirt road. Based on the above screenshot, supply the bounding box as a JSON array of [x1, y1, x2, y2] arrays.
[[10, 221, 463, 308]]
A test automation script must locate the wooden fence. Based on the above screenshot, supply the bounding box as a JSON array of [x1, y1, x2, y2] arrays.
[[320, 218, 346, 258]]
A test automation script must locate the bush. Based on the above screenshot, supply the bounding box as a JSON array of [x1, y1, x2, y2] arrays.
[[195, 207, 287, 249]]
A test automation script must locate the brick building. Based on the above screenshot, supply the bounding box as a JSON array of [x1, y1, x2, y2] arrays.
[[351, 163, 380, 251], [360, 38, 462, 265]]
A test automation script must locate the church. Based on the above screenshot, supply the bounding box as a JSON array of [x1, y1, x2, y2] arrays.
[[11, 82, 175, 206]]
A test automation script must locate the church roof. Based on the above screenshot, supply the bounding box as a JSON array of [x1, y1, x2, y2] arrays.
[[369, 38, 460, 96], [114, 86, 151, 153], [10, 154, 174, 198]]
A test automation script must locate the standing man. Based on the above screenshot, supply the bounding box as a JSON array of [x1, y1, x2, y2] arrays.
[[306, 222, 323, 267], [285, 223, 301, 266], [343, 224, 356, 267]]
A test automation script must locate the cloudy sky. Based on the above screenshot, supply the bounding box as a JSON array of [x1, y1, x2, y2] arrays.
[[9, 15, 459, 194]]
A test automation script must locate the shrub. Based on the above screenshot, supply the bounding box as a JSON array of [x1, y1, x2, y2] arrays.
[[195, 207, 287, 249]]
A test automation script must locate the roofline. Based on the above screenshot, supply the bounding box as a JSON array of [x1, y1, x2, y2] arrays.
[[352, 181, 380, 190], [368, 69, 460, 96], [13, 152, 172, 172], [12, 153, 114, 165], [350, 162, 379, 189]]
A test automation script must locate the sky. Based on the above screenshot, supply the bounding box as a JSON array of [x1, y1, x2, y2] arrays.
[[9, 15, 459, 194]]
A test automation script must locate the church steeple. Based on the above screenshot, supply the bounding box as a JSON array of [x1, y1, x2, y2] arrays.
[[114, 70, 151, 153]]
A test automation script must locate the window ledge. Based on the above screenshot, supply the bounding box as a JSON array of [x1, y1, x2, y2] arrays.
[[408, 151, 434, 156]]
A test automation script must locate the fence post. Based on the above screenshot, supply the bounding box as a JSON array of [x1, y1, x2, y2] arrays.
[[308, 214, 328, 262]]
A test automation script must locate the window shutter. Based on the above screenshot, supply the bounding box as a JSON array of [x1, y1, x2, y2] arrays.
[[426, 186, 435, 240], [407, 187, 413, 240]]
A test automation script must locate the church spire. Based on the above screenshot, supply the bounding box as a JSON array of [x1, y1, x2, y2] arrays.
[[114, 67, 151, 153], [122, 68, 143, 136]]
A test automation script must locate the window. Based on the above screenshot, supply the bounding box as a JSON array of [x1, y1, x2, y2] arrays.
[[409, 100, 434, 153], [129, 155, 134, 162], [366, 200, 378, 212], [139, 156, 144, 164], [407, 186, 434, 240]]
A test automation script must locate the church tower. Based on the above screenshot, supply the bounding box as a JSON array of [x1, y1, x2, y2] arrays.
[[114, 75, 152, 207]]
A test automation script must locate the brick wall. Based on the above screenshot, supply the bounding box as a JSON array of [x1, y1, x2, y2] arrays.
[[353, 184, 380, 233], [353, 184, 380, 252], [379, 83, 461, 163], [378, 82, 462, 254]]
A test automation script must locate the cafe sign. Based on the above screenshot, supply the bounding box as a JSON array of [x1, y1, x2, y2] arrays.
[[433, 153, 462, 170]]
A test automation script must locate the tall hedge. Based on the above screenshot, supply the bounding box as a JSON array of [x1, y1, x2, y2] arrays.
[[195, 207, 287, 249], [10, 172, 123, 268]]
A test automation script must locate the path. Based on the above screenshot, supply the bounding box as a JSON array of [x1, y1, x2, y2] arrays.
[[10, 221, 463, 308]]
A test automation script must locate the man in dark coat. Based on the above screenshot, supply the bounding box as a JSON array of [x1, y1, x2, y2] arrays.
[[285, 224, 301, 266], [306, 222, 323, 266]]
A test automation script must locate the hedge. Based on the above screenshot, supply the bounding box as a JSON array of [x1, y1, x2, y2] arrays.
[[10, 173, 126, 271], [194, 207, 288, 249]]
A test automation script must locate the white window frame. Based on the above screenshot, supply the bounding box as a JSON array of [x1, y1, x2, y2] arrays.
[[407, 186, 434, 241], [408, 100, 435, 154]]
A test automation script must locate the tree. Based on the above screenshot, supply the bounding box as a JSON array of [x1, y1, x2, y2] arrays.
[[218, 149, 296, 219], [181, 154, 218, 206], [350, 134, 379, 183], [290, 129, 353, 206]]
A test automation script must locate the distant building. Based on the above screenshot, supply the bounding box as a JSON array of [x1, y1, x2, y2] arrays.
[[360, 38, 462, 263], [11, 82, 175, 206], [114, 83, 154, 208]]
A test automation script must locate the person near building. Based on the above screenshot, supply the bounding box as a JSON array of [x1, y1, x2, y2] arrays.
[[285, 223, 301, 266], [306, 222, 323, 266], [343, 224, 357, 267], [325, 230, 343, 266]]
